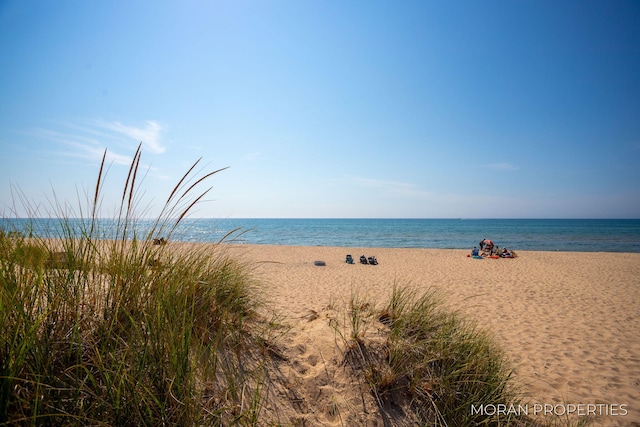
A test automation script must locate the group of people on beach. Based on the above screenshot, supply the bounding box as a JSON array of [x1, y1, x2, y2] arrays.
[[471, 238, 513, 258]]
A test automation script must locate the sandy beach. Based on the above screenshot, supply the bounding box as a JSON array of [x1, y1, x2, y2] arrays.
[[222, 244, 640, 426]]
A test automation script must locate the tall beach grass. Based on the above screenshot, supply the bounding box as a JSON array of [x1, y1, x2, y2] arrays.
[[1, 146, 590, 426], [0, 146, 281, 425]]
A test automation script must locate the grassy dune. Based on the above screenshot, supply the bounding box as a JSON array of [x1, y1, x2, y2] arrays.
[[0, 147, 585, 426], [1, 146, 282, 425]]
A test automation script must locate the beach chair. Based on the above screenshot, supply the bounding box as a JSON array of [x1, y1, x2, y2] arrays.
[[345, 254, 354, 264]]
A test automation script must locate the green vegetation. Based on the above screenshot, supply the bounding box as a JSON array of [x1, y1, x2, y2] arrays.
[[1, 146, 588, 426], [333, 286, 587, 426], [0, 146, 280, 425]]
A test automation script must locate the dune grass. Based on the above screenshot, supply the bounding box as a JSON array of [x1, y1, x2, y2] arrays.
[[333, 285, 589, 426], [1, 145, 591, 426], [0, 146, 282, 426]]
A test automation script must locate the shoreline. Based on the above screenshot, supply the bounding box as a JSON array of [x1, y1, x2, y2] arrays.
[[6, 217, 640, 253], [220, 244, 640, 425], [223, 241, 640, 254]]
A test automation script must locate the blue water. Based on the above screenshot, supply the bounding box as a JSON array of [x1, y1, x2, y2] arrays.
[[3, 218, 640, 253]]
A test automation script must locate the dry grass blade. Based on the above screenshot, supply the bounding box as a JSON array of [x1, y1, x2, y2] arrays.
[[121, 143, 141, 206], [93, 149, 107, 216], [166, 157, 202, 205], [179, 167, 228, 202], [176, 188, 211, 224], [127, 149, 141, 212]]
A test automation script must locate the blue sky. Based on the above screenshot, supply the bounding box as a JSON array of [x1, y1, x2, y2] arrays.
[[1, 1, 639, 218]]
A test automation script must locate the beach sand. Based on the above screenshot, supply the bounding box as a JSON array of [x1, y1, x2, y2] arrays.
[[222, 245, 640, 426]]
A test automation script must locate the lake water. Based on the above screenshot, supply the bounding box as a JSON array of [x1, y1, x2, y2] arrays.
[[3, 218, 640, 253]]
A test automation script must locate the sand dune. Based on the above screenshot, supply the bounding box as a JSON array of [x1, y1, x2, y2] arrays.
[[221, 245, 640, 426]]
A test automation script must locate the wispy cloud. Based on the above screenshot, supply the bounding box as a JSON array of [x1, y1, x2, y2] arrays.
[[96, 120, 166, 154], [28, 119, 167, 167], [73, 143, 133, 166], [27, 128, 132, 166]]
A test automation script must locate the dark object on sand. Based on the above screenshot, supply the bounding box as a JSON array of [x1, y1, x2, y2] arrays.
[[313, 260, 326, 266], [359, 255, 378, 265], [345, 254, 354, 264]]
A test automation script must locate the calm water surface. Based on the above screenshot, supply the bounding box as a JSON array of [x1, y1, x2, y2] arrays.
[[4, 218, 640, 253]]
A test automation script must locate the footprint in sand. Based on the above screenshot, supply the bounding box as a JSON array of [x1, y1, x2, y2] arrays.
[[307, 353, 319, 367]]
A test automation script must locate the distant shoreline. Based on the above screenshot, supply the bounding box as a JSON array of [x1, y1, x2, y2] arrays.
[[3, 217, 640, 253]]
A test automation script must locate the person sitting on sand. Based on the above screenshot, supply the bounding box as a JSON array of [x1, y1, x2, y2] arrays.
[[482, 239, 494, 255], [501, 248, 512, 257], [471, 246, 479, 256]]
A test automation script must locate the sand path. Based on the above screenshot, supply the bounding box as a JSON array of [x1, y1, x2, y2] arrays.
[[225, 245, 640, 426]]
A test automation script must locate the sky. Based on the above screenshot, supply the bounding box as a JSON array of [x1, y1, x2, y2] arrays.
[[1, 1, 639, 219]]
